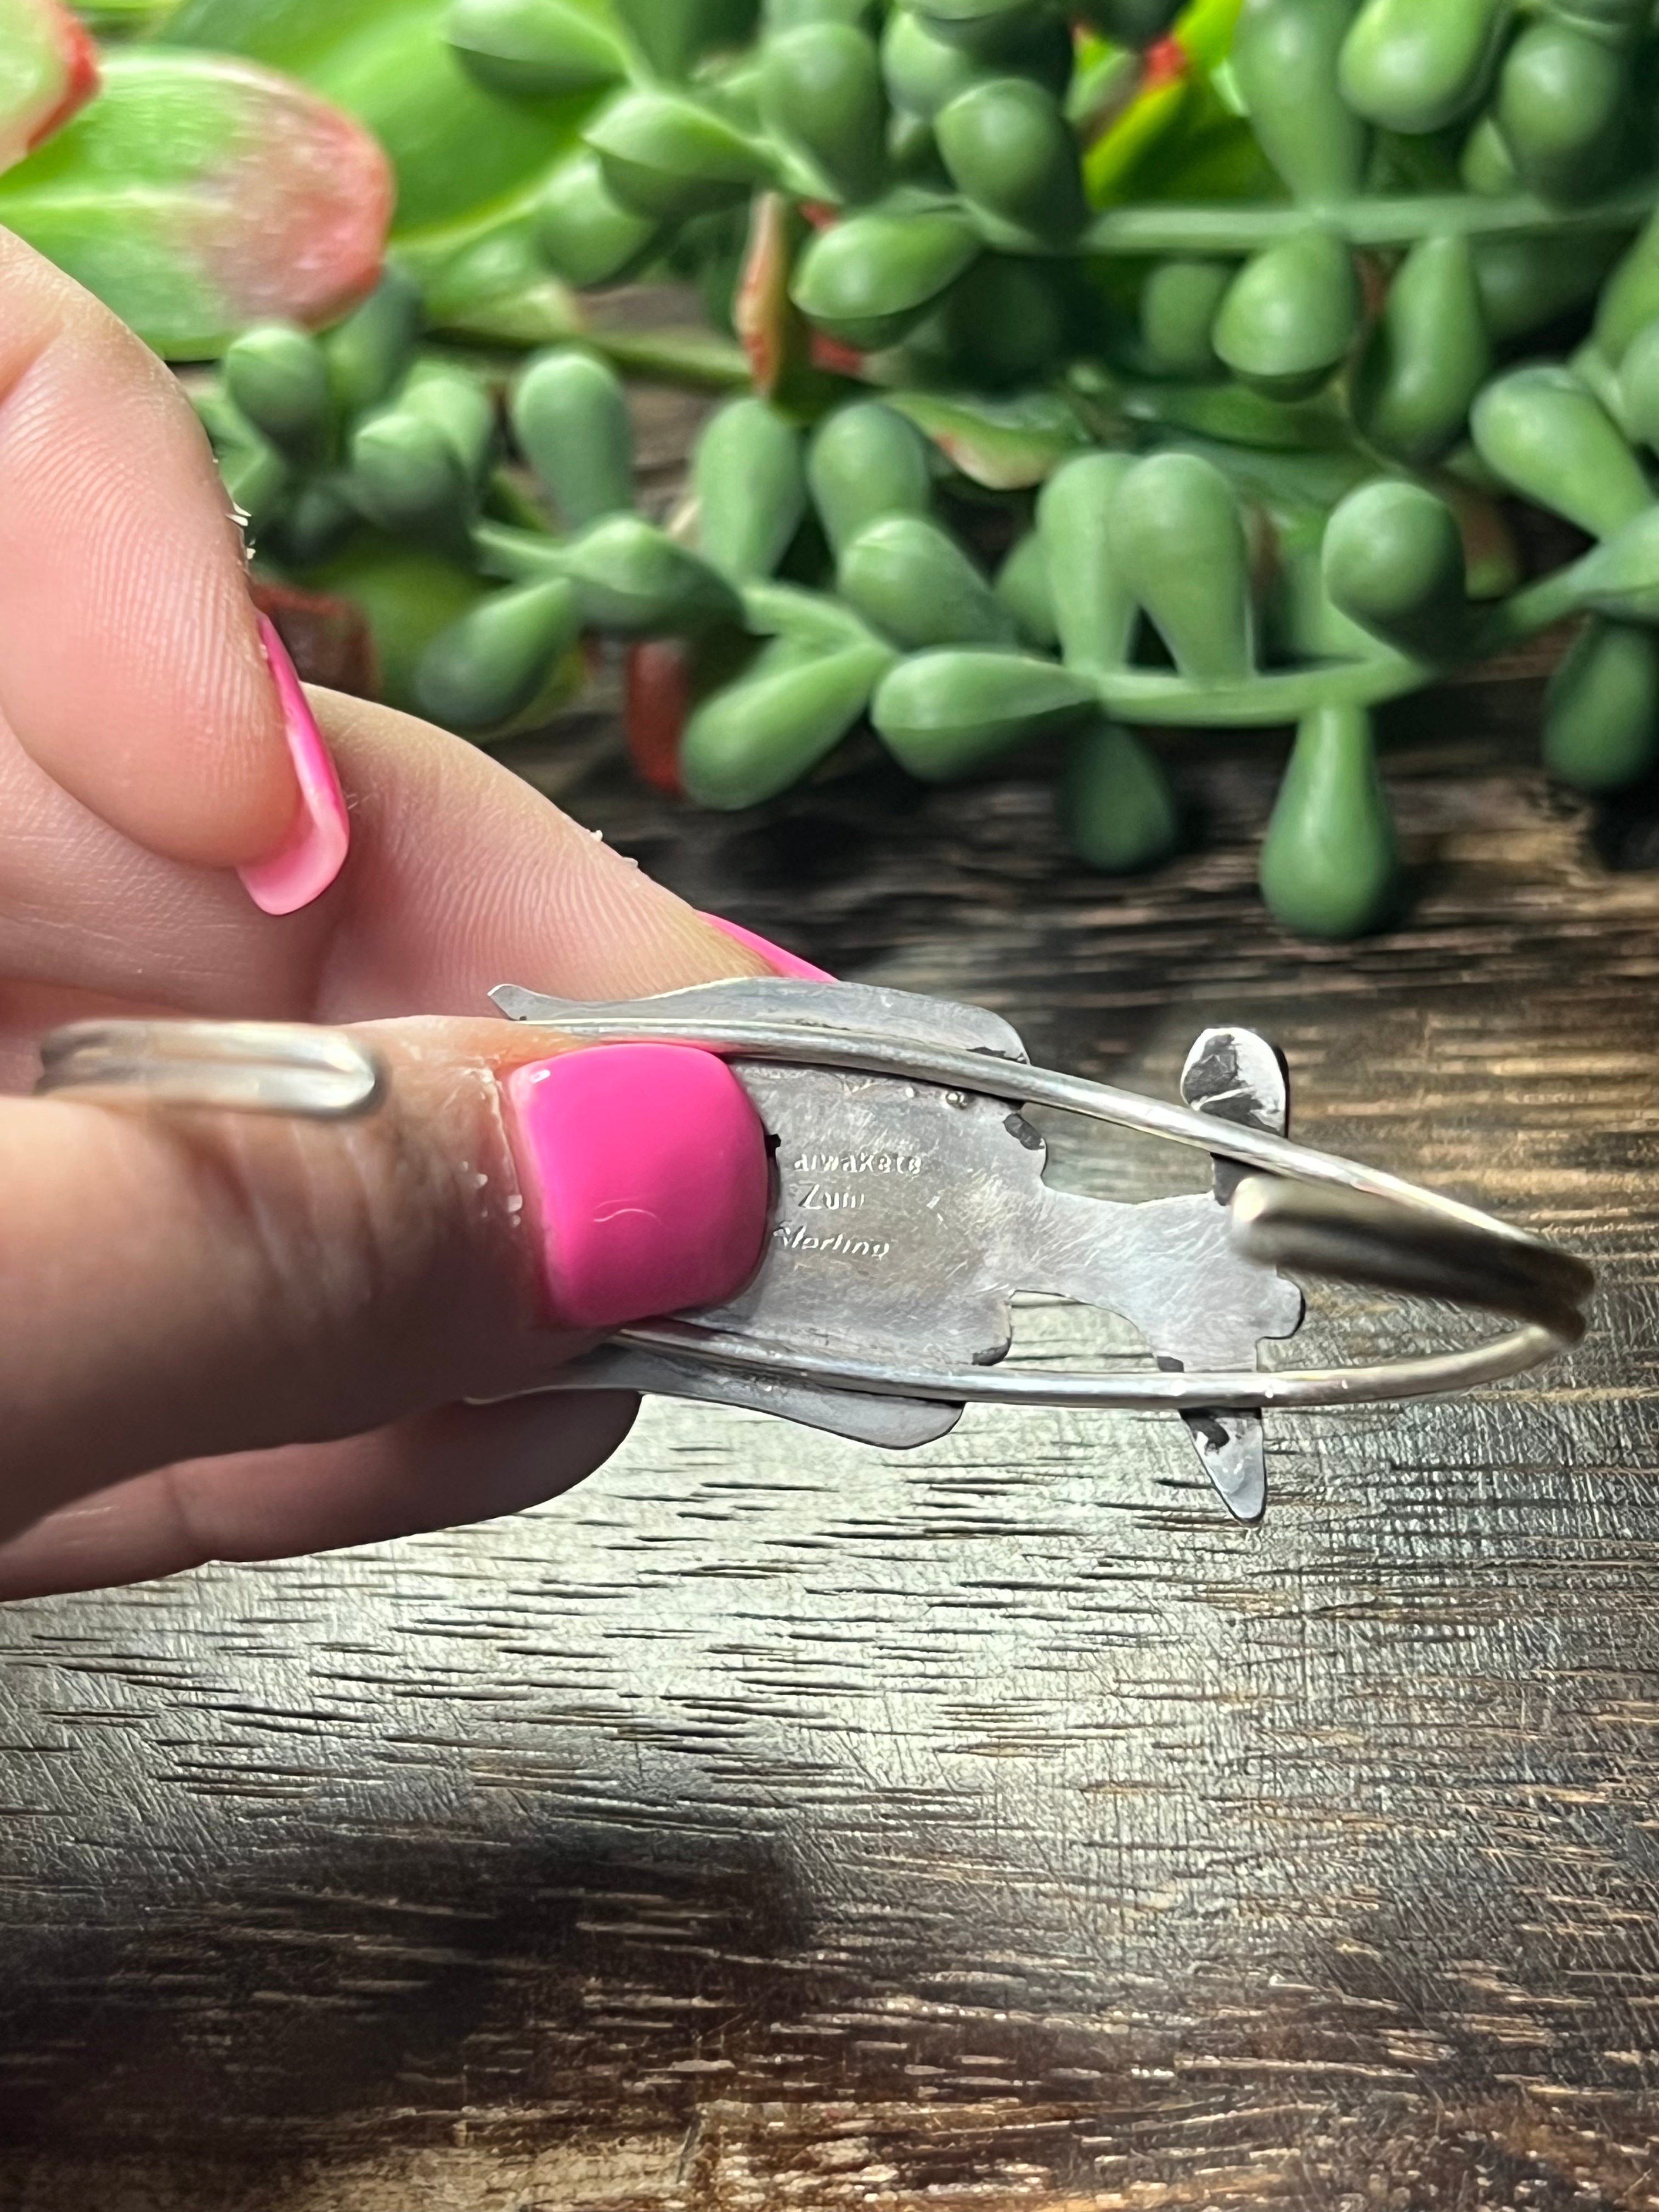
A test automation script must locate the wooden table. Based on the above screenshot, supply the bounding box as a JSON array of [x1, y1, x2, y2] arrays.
[[4, 636, 1659, 2207]]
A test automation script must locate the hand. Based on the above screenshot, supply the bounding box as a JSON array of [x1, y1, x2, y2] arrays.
[[0, 230, 802, 1600]]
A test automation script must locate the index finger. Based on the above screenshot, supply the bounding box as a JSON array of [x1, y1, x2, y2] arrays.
[[0, 225, 296, 870]]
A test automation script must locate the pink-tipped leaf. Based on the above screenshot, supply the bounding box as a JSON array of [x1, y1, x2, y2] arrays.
[[0, 0, 98, 174], [0, 48, 393, 357]]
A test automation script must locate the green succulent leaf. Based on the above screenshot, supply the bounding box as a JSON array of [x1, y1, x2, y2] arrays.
[[838, 515, 1015, 648], [447, 0, 630, 97], [415, 575, 582, 731], [1059, 719, 1181, 873], [159, 0, 606, 262], [885, 389, 1088, 490], [1471, 365, 1651, 540], [1322, 479, 1468, 659], [693, 397, 808, 583], [681, 637, 893, 806], [511, 346, 635, 529], [807, 399, 935, 552], [791, 206, 980, 350], [1338, 0, 1512, 136], [0, 48, 393, 356], [1543, 617, 1659, 791], [556, 514, 743, 632], [586, 88, 776, 219], [1105, 449, 1254, 679], [1259, 702, 1400, 940]]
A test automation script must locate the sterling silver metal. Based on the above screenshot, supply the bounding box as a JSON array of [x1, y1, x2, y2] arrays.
[[490, 976, 1593, 1521], [35, 984, 1593, 1525]]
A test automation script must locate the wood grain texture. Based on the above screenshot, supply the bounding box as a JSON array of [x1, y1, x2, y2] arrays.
[[7, 408, 1659, 2208]]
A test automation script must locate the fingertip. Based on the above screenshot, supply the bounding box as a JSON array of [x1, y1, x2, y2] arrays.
[[0, 235, 303, 870], [305, 686, 788, 1007]]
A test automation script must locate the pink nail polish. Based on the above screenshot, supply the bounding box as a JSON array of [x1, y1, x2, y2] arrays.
[[238, 614, 351, 916], [699, 912, 835, 981], [505, 1045, 771, 1330]]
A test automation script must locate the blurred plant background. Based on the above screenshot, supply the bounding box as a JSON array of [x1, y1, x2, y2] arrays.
[[7, 0, 1659, 935]]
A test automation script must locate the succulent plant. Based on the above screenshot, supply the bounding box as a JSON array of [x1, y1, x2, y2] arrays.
[[22, 0, 1659, 936]]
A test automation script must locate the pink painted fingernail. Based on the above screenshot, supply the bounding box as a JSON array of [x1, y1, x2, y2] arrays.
[[505, 1044, 771, 1330], [238, 614, 351, 916], [699, 912, 835, 980]]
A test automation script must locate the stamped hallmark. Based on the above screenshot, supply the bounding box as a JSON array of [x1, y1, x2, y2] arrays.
[[792, 1151, 924, 1175], [774, 1222, 893, 1260]]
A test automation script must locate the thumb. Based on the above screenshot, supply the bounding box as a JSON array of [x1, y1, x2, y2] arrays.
[[1, 1015, 771, 1542]]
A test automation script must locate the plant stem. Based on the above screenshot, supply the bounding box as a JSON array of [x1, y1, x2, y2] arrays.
[[1075, 562, 1589, 726], [472, 520, 565, 582], [1468, 562, 1590, 656], [589, 329, 752, 389], [1085, 651, 1428, 726], [1080, 182, 1659, 257], [740, 580, 884, 650], [469, 528, 1591, 731]]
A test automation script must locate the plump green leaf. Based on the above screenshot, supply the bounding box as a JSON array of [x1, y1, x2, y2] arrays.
[[285, 532, 493, 710], [791, 208, 980, 350], [1471, 365, 1651, 539], [1570, 508, 1659, 624], [873, 648, 1097, 777], [1259, 702, 1399, 939], [935, 74, 1085, 245], [1543, 617, 1659, 791], [511, 347, 635, 528], [586, 88, 775, 218], [681, 638, 892, 806], [1212, 230, 1361, 402], [885, 389, 1087, 490], [838, 515, 1015, 648], [160, 0, 603, 242], [556, 515, 742, 631], [759, 20, 887, 203], [1105, 451, 1254, 679], [1352, 233, 1491, 465], [1322, 479, 1467, 659], [448, 0, 630, 97], [807, 400, 934, 554], [0, 48, 392, 356], [1231, 0, 1369, 202], [1338, 0, 1511, 134], [1058, 720, 1181, 873], [415, 576, 580, 730], [694, 397, 808, 582]]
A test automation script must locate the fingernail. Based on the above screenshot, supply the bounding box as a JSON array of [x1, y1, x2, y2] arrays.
[[505, 1044, 771, 1330], [238, 614, 351, 916], [699, 912, 835, 980]]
